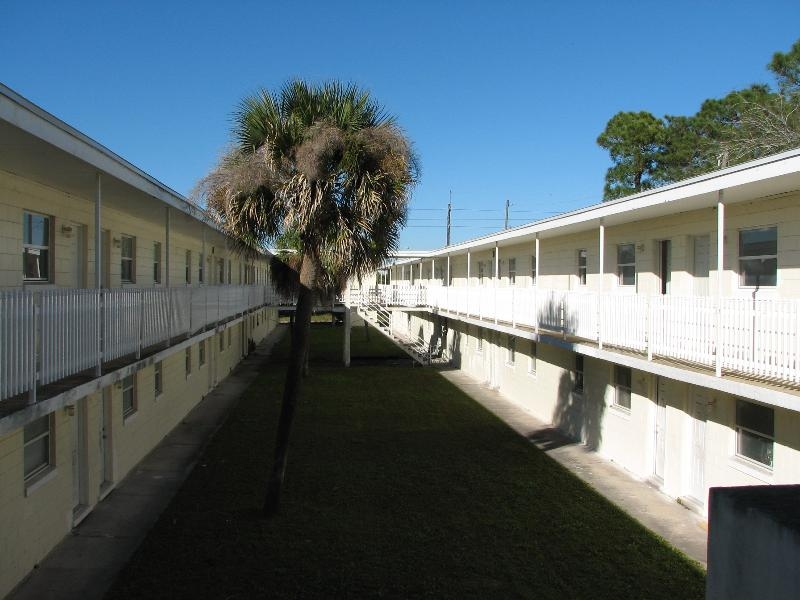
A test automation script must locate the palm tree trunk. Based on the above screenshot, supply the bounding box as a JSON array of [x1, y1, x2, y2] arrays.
[[263, 256, 315, 517]]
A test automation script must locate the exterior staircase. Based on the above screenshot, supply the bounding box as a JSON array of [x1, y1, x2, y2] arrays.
[[355, 290, 449, 366]]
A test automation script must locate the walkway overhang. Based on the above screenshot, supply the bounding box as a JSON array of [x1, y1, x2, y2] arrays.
[[394, 148, 800, 263]]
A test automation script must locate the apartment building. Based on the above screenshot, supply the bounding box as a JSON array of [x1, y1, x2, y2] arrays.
[[0, 85, 280, 597], [372, 149, 800, 517]]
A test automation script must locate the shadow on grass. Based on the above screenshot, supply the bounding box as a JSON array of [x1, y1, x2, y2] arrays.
[[107, 326, 705, 600]]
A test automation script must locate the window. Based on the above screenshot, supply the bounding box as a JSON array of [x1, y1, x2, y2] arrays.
[[739, 227, 777, 287], [218, 258, 225, 284], [122, 374, 136, 417], [227, 259, 232, 284], [578, 249, 587, 286], [736, 399, 774, 467], [507, 335, 515, 365], [617, 243, 635, 286], [23, 212, 51, 282], [508, 258, 516, 286], [528, 341, 537, 375], [24, 415, 53, 480], [121, 235, 135, 283], [614, 366, 632, 410], [227, 328, 232, 348], [198, 253, 204, 283], [153, 242, 162, 284], [154, 362, 163, 397], [531, 255, 537, 286], [185, 347, 192, 376], [199, 340, 206, 366], [185, 250, 191, 284], [574, 354, 584, 393]]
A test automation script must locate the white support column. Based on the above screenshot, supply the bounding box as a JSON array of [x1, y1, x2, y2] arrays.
[[94, 173, 103, 377], [494, 242, 499, 325], [598, 220, 605, 350], [716, 193, 725, 377], [446, 254, 451, 311], [343, 306, 351, 367], [466, 248, 471, 318], [534, 235, 540, 334]]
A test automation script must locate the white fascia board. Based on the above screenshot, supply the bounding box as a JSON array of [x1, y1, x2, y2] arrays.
[[0, 83, 208, 225], [414, 149, 800, 260]]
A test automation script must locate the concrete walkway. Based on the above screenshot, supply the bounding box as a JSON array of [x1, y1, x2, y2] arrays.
[[8, 327, 287, 600], [437, 367, 708, 567]]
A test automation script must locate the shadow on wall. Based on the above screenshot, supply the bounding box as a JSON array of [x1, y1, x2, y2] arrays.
[[551, 361, 605, 451], [450, 329, 462, 368]]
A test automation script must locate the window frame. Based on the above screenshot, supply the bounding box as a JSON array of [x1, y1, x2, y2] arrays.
[[185, 347, 192, 377], [121, 235, 136, 283], [122, 374, 137, 418], [528, 341, 537, 376], [198, 252, 204, 283], [617, 243, 636, 287], [23, 211, 53, 283], [614, 365, 632, 411], [574, 354, 584, 393], [185, 250, 192, 284], [735, 399, 774, 468], [153, 241, 162, 285], [24, 414, 54, 482], [154, 361, 163, 397], [738, 226, 777, 288], [578, 248, 588, 286], [508, 258, 516, 286]]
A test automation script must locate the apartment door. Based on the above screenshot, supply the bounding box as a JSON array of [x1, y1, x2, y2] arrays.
[[71, 398, 88, 519], [690, 392, 707, 504], [653, 378, 667, 482], [658, 240, 671, 295], [71, 222, 87, 287], [99, 387, 114, 492], [692, 235, 710, 296]]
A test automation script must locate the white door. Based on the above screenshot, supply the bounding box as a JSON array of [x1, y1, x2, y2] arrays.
[[658, 240, 671, 295], [653, 378, 667, 482], [99, 388, 113, 492], [690, 392, 707, 503], [693, 235, 710, 296], [71, 398, 88, 517]]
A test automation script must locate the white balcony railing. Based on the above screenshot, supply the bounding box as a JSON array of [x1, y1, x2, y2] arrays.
[[1, 285, 284, 403], [371, 284, 800, 387]]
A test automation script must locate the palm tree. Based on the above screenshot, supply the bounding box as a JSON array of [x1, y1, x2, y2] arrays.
[[196, 80, 418, 516]]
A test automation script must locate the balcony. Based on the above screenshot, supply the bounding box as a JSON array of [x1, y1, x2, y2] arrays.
[[0, 285, 284, 405], [368, 284, 800, 388]]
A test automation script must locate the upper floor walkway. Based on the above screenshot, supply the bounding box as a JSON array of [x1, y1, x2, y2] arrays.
[[359, 283, 800, 390]]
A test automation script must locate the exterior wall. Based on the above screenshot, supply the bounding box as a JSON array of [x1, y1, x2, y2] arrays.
[[392, 191, 800, 300], [403, 309, 800, 521], [0, 310, 278, 597]]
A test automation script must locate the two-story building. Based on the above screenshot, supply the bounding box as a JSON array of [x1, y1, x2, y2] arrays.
[[373, 148, 800, 517], [0, 85, 280, 597]]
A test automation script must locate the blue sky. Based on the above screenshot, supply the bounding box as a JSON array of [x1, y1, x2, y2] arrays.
[[1, 1, 797, 249]]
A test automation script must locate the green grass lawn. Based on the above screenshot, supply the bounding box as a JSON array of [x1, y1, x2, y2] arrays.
[[107, 324, 704, 599]]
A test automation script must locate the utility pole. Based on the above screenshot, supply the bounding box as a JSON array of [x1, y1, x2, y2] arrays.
[[446, 190, 452, 246], [504, 199, 511, 229]]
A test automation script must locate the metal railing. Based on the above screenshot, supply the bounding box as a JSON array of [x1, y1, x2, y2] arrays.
[[364, 284, 800, 386], [1, 284, 284, 403]]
